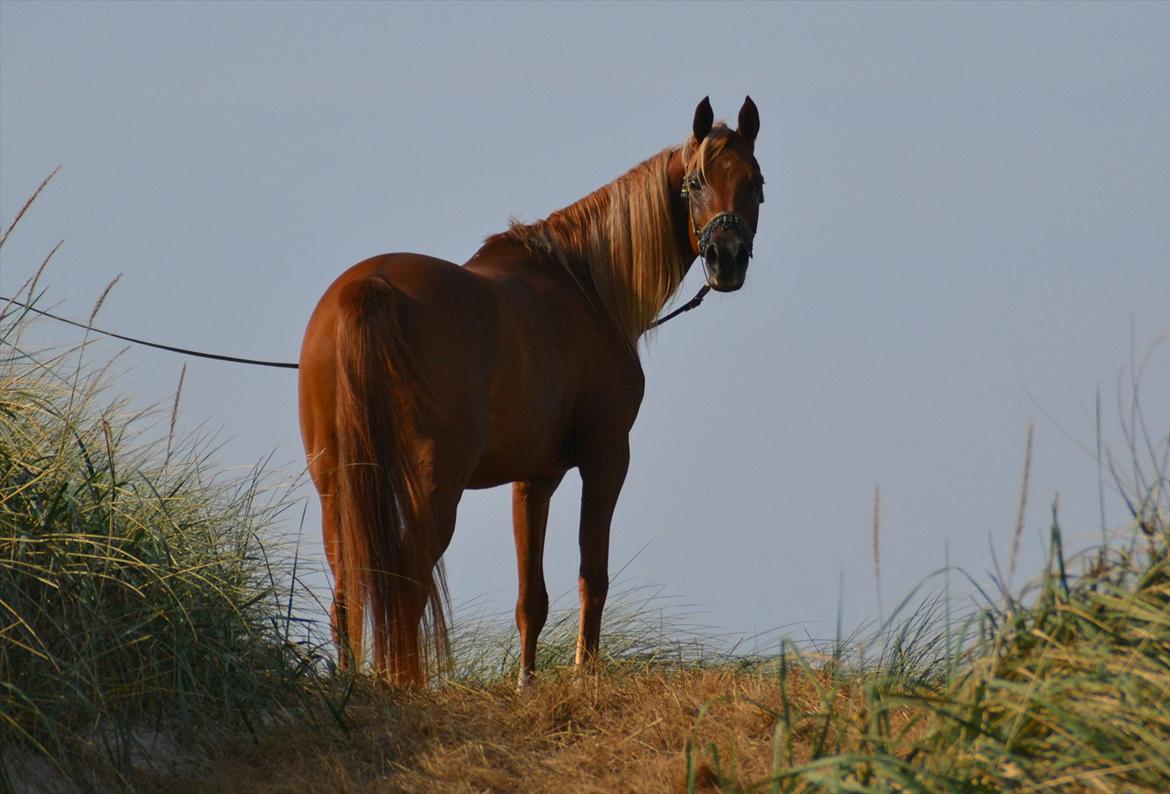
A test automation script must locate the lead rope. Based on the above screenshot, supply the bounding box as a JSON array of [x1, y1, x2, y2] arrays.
[[647, 284, 710, 329], [0, 295, 300, 369], [4, 275, 708, 366]]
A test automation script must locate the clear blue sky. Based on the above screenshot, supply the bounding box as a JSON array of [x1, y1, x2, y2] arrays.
[[2, 1, 1167, 645]]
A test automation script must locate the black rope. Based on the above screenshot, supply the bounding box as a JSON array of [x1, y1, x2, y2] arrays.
[[647, 284, 710, 329], [3, 279, 709, 367], [0, 295, 299, 369]]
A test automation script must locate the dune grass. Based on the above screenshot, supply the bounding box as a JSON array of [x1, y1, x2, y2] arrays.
[[678, 518, 1170, 792], [1, 196, 332, 790], [0, 324, 326, 789], [677, 387, 1170, 792]]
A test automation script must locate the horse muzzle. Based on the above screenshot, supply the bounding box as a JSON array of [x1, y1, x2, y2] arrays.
[[703, 228, 751, 292]]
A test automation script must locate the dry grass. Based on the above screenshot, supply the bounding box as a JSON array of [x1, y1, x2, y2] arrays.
[[144, 665, 930, 794]]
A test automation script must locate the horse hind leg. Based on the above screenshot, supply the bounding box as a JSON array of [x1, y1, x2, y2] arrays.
[[512, 472, 565, 689], [320, 491, 364, 671]]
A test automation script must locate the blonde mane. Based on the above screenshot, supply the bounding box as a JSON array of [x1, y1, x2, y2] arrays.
[[499, 126, 736, 346]]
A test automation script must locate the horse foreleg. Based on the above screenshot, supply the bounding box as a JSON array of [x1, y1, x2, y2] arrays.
[[512, 472, 565, 689], [574, 439, 630, 671]]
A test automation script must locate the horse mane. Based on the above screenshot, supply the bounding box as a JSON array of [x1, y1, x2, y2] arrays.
[[497, 125, 737, 345]]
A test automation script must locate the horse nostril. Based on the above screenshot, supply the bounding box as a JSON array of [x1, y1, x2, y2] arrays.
[[704, 244, 719, 266], [735, 245, 750, 268]]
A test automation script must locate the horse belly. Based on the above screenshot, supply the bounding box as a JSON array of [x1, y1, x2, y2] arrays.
[[465, 372, 578, 489]]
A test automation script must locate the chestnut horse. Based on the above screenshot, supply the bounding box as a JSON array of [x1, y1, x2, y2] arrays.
[[299, 97, 764, 686]]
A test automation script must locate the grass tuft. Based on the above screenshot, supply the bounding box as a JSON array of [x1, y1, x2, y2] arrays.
[[1, 198, 330, 790], [680, 408, 1169, 793]]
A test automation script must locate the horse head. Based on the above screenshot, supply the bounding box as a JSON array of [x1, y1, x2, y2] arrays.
[[682, 96, 764, 293]]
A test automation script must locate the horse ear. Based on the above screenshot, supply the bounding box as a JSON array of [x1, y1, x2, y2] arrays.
[[693, 96, 714, 142], [737, 96, 759, 144]]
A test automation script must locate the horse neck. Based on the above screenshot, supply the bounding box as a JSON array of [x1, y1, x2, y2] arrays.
[[559, 146, 698, 344]]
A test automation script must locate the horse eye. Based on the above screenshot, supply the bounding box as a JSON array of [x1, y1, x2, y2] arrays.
[[688, 175, 701, 191]]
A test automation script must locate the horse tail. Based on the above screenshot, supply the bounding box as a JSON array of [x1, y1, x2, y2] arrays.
[[332, 273, 449, 685]]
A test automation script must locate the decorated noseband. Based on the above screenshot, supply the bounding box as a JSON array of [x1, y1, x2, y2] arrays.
[[680, 174, 755, 260]]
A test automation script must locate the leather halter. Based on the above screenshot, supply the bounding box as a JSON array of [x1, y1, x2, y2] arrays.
[[679, 175, 755, 261]]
